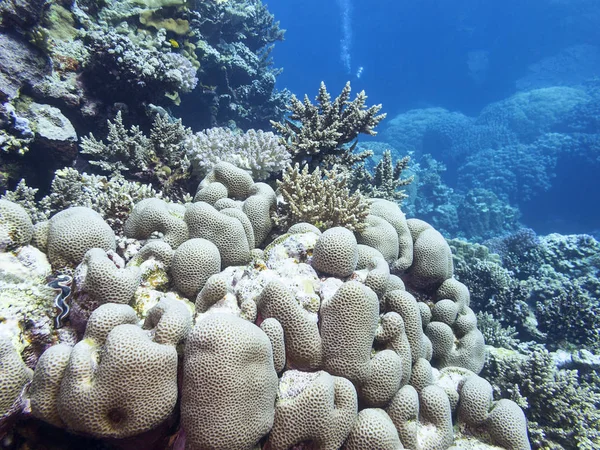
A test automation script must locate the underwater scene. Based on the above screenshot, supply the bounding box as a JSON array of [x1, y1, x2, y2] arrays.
[[0, 0, 599, 449]]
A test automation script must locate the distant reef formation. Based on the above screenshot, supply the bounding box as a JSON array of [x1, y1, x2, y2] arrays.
[[379, 80, 600, 239]]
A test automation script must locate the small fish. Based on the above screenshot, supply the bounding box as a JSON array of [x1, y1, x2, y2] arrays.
[[48, 274, 73, 329], [169, 39, 180, 48]]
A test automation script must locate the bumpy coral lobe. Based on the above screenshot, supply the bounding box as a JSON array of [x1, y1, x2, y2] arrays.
[[181, 313, 278, 450], [46, 207, 116, 269], [0, 199, 33, 250]]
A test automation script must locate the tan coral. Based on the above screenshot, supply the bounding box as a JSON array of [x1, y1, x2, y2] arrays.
[[267, 370, 358, 450], [274, 163, 370, 232], [181, 313, 278, 450], [124, 198, 188, 249], [30, 300, 190, 438]]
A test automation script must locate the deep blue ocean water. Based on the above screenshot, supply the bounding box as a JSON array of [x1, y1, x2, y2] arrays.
[[268, 0, 600, 237]]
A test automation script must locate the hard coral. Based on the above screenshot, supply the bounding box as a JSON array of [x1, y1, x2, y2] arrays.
[[274, 163, 370, 232], [271, 81, 386, 167], [80, 112, 193, 198], [186, 127, 290, 180], [30, 299, 191, 438]]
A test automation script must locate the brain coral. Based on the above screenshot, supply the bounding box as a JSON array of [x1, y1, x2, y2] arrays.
[[30, 299, 191, 438], [0, 199, 33, 251], [185, 201, 252, 267], [11, 160, 532, 450], [74, 248, 142, 305], [267, 370, 358, 450], [45, 207, 116, 269], [124, 198, 188, 249], [0, 336, 32, 421], [170, 238, 221, 299], [181, 313, 278, 450]]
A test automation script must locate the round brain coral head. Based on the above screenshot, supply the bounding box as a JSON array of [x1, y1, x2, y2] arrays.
[[75, 248, 142, 305], [405, 222, 454, 292], [46, 207, 116, 269], [184, 201, 252, 267], [344, 408, 403, 450], [124, 198, 188, 249], [0, 336, 32, 420], [170, 238, 221, 299], [311, 227, 359, 278], [0, 199, 33, 251]]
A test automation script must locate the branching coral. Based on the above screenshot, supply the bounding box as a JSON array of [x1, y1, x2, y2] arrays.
[[271, 81, 386, 167], [186, 127, 290, 180], [482, 348, 600, 449], [2, 169, 161, 234], [80, 112, 193, 198], [273, 163, 370, 232], [350, 150, 413, 202]]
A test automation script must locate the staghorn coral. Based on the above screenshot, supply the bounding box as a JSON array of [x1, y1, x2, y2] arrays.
[[271, 81, 386, 167], [80, 112, 193, 198], [186, 127, 290, 180], [273, 163, 370, 232], [352, 150, 413, 202]]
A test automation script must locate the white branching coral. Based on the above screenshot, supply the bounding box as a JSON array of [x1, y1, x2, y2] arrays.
[[3, 169, 162, 234], [80, 111, 150, 175], [271, 81, 386, 166], [186, 127, 290, 180], [80, 112, 192, 198]]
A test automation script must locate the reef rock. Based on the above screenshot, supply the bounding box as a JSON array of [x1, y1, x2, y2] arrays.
[[0, 32, 50, 101]]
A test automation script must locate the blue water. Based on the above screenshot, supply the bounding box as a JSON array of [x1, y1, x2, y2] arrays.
[[270, 0, 596, 113], [269, 0, 600, 237]]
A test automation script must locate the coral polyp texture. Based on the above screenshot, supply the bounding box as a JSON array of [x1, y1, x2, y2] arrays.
[[1, 160, 532, 448]]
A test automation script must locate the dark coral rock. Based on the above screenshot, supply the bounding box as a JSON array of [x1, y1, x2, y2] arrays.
[[0, 0, 49, 31], [0, 32, 51, 101]]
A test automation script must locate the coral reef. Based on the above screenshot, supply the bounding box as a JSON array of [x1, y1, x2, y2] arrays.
[[453, 231, 600, 350], [2, 168, 162, 235], [0, 160, 532, 449], [184, 0, 289, 129], [483, 347, 600, 449]]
